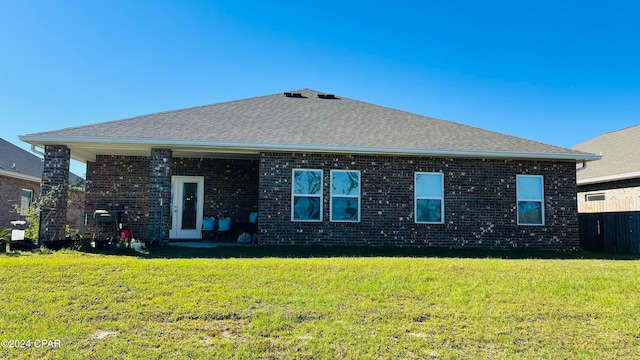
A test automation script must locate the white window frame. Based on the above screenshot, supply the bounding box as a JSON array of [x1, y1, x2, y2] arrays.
[[330, 170, 361, 222], [291, 169, 323, 222], [414, 172, 444, 224], [517, 175, 545, 226], [20, 189, 33, 216]]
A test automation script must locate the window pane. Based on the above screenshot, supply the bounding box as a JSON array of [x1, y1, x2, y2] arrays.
[[518, 201, 542, 224], [294, 170, 322, 195], [181, 182, 198, 230], [416, 199, 442, 223], [293, 196, 321, 221], [331, 197, 359, 221], [20, 189, 32, 215], [586, 193, 605, 201], [416, 173, 443, 198], [517, 176, 543, 199], [331, 171, 360, 195]]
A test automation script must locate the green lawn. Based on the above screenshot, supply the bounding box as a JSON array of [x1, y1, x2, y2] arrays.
[[1, 247, 639, 359]]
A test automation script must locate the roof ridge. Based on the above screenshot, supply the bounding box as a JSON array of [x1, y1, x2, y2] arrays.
[[602, 123, 640, 136], [20, 89, 597, 162], [336, 94, 573, 153]]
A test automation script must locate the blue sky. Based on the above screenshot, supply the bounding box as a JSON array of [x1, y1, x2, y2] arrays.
[[2, 1, 639, 177]]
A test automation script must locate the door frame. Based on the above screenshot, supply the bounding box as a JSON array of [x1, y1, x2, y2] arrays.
[[170, 176, 205, 239]]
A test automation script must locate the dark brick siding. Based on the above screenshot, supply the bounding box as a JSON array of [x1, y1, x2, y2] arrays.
[[258, 153, 579, 250], [84, 151, 578, 249], [85, 155, 150, 240], [172, 158, 259, 221], [0, 175, 39, 229], [39, 145, 70, 241], [148, 149, 172, 240], [85, 155, 259, 240]]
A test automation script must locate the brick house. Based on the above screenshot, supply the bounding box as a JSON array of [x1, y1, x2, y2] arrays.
[[0, 138, 83, 232], [20, 89, 599, 249], [573, 124, 640, 213]]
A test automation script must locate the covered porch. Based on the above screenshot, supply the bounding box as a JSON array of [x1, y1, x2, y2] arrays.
[[35, 144, 260, 246]]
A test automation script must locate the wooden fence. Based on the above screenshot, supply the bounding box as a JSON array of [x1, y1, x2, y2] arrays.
[[579, 211, 640, 254]]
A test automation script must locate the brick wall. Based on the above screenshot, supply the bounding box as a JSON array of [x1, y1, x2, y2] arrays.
[[258, 153, 579, 250], [172, 158, 259, 221], [148, 149, 172, 241], [85, 154, 259, 241], [39, 145, 70, 242], [85, 155, 150, 240], [0, 175, 39, 229]]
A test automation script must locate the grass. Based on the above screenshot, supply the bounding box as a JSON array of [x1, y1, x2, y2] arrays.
[[1, 246, 639, 359]]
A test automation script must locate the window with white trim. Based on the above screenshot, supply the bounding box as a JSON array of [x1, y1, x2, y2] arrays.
[[292, 169, 323, 221], [330, 170, 360, 222], [415, 172, 444, 224], [20, 189, 33, 216], [517, 175, 545, 225]]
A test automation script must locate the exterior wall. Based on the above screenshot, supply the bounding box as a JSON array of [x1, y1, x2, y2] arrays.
[[0, 175, 39, 229], [148, 149, 173, 241], [258, 153, 579, 250], [85, 155, 150, 240], [39, 145, 70, 242], [85, 154, 259, 241], [172, 158, 259, 221], [577, 178, 640, 212]]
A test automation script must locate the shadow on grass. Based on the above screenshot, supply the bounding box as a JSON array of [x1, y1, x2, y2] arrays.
[[1, 250, 28, 257], [84, 244, 640, 261]]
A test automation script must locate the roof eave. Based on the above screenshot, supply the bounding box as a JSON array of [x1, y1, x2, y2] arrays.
[[19, 135, 601, 162], [0, 168, 41, 182], [577, 170, 640, 186]]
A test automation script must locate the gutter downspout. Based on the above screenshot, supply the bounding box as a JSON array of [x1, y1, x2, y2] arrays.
[[576, 161, 587, 172], [31, 144, 45, 156]]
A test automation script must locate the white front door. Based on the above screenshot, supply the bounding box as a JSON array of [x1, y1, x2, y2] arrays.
[[170, 176, 204, 239]]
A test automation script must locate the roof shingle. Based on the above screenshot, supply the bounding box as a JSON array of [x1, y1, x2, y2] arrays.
[[23, 89, 596, 161], [572, 124, 640, 181]]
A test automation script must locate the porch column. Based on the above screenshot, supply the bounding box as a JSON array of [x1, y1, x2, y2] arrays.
[[148, 148, 172, 242], [39, 145, 70, 245]]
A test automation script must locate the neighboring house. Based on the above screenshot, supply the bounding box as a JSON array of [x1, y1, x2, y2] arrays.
[[0, 138, 84, 232], [19, 89, 599, 249], [572, 124, 640, 213]]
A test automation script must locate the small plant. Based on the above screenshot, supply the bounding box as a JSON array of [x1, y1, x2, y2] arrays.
[[0, 227, 9, 253], [13, 184, 69, 245]]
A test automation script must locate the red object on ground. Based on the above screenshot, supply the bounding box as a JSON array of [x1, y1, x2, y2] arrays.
[[120, 229, 132, 240]]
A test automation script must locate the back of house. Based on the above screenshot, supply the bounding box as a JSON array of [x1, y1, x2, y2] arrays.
[[20, 89, 599, 249]]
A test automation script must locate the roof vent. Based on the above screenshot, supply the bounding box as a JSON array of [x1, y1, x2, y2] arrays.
[[284, 92, 304, 98], [317, 94, 336, 99]]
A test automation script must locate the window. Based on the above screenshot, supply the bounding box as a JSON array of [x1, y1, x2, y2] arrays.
[[20, 189, 33, 216], [292, 169, 323, 221], [517, 175, 544, 225], [586, 193, 605, 202], [415, 172, 444, 224], [330, 170, 360, 222]]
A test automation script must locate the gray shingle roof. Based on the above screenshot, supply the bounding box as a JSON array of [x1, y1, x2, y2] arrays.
[[572, 124, 640, 182], [0, 138, 43, 179], [0, 138, 83, 185], [22, 89, 596, 161]]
